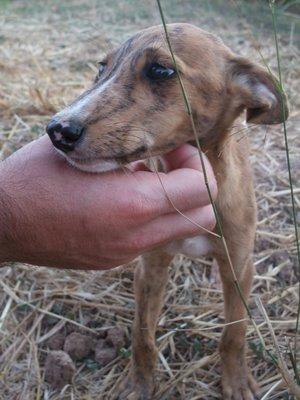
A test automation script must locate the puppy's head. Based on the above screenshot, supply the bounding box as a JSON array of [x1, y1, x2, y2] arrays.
[[46, 23, 288, 172]]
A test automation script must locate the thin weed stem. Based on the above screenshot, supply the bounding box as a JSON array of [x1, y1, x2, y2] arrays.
[[156, 0, 253, 319], [154, 0, 300, 378], [269, 0, 300, 383], [148, 155, 220, 238]]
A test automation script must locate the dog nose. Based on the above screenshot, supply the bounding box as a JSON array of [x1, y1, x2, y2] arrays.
[[46, 120, 84, 152]]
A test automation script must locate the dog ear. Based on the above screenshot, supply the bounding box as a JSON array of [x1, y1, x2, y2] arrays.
[[229, 57, 289, 125]]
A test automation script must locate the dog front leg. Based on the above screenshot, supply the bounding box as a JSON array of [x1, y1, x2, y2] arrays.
[[217, 255, 259, 400], [120, 250, 172, 400]]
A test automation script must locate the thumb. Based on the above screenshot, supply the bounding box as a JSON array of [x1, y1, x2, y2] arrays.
[[163, 144, 215, 182]]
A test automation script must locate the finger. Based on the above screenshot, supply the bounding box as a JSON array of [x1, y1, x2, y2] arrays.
[[135, 166, 217, 218], [163, 143, 215, 183], [151, 204, 216, 241], [127, 205, 216, 255], [127, 161, 150, 172]]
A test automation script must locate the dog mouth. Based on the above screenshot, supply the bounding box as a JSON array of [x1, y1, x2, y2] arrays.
[[55, 150, 120, 173], [68, 157, 120, 173], [54, 142, 151, 173]]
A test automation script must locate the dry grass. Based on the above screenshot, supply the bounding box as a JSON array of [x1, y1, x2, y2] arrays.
[[0, 1, 300, 399]]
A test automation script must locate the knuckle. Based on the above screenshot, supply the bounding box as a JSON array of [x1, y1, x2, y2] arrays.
[[189, 170, 218, 205], [208, 177, 218, 200], [205, 206, 217, 231], [121, 192, 154, 222]]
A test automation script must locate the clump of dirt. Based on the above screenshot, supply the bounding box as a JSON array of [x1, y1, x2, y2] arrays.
[[94, 326, 126, 365], [63, 332, 94, 361], [44, 350, 76, 390], [94, 339, 118, 366], [106, 326, 126, 350], [44, 326, 126, 389], [47, 332, 66, 351]]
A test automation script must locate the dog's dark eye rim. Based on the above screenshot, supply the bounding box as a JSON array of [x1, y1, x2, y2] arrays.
[[146, 63, 176, 80], [98, 62, 107, 75]]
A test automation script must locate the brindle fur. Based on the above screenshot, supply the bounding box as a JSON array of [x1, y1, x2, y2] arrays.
[[49, 24, 288, 400]]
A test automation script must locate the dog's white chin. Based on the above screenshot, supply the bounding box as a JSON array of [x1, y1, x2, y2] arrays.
[[68, 159, 119, 173], [56, 149, 119, 173]]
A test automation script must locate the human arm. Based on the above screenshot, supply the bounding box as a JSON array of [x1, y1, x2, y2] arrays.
[[0, 136, 217, 270]]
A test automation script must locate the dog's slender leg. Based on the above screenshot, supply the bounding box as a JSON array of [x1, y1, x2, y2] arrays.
[[120, 250, 172, 400], [217, 255, 259, 400]]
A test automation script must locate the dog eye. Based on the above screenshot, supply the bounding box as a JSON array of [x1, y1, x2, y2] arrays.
[[146, 63, 175, 80], [98, 62, 106, 76]]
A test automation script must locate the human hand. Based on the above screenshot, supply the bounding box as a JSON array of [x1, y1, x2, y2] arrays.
[[0, 136, 217, 269]]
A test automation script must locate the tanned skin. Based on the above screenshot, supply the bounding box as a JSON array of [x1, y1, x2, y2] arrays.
[[46, 24, 288, 400]]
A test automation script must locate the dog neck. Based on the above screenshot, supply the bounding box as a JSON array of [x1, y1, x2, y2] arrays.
[[197, 116, 250, 194]]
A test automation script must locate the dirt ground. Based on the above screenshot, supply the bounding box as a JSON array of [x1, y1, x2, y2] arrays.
[[0, 1, 300, 399]]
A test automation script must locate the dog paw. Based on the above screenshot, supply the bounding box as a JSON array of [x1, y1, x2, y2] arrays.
[[117, 375, 155, 400], [222, 366, 259, 400]]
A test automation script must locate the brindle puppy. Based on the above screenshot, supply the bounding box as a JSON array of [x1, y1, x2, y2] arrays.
[[46, 24, 288, 400]]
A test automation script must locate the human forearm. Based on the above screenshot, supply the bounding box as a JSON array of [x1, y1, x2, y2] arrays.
[[0, 173, 17, 264]]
